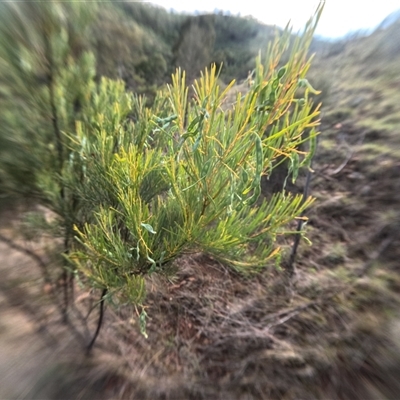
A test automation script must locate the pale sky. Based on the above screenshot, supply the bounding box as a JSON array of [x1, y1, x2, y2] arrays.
[[149, 0, 400, 38]]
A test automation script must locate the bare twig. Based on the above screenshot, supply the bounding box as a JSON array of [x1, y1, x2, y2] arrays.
[[265, 302, 316, 329], [286, 165, 313, 275], [329, 146, 354, 175], [356, 237, 393, 277], [330, 130, 366, 176], [0, 233, 87, 346]]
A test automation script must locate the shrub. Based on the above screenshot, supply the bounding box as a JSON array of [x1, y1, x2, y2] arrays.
[[0, 1, 323, 341]]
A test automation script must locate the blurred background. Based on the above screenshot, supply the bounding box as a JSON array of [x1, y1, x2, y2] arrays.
[[1, 1, 400, 399]]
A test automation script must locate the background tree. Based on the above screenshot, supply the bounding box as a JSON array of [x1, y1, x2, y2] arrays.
[[0, 1, 98, 320], [173, 15, 216, 83]]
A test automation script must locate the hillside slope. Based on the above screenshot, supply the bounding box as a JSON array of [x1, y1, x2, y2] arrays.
[[91, 2, 278, 94]]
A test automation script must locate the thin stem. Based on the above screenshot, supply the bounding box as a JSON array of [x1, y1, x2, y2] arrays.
[[44, 32, 63, 171], [44, 31, 76, 322], [62, 269, 69, 323], [286, 166, 312, 276], [286, 133, 319, 276], [87, 288, 108, 354]]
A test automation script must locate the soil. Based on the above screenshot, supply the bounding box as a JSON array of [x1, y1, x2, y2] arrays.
[[1, 118, 400, 399], [0, 210, 125, 399]]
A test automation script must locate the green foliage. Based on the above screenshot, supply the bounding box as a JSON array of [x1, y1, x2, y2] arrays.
[[0, 1, 95, 199], [67, 8, 322, 306], [0, 1, 323, 333]]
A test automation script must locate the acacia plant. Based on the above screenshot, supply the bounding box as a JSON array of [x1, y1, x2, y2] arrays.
[[69, 7, 323, 331], [0, 1, 323, 344]]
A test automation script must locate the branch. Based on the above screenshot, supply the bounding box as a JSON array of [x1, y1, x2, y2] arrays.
[[286, 165, 314, 275], [329, 145, 354, 175], [43, 31, 63, 171]]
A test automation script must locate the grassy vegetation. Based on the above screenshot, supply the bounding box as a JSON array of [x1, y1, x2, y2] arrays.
[[312, 17, 400, 148]]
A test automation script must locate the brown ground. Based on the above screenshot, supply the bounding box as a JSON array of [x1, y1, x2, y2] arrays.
[[1, 117, 400, 399]]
